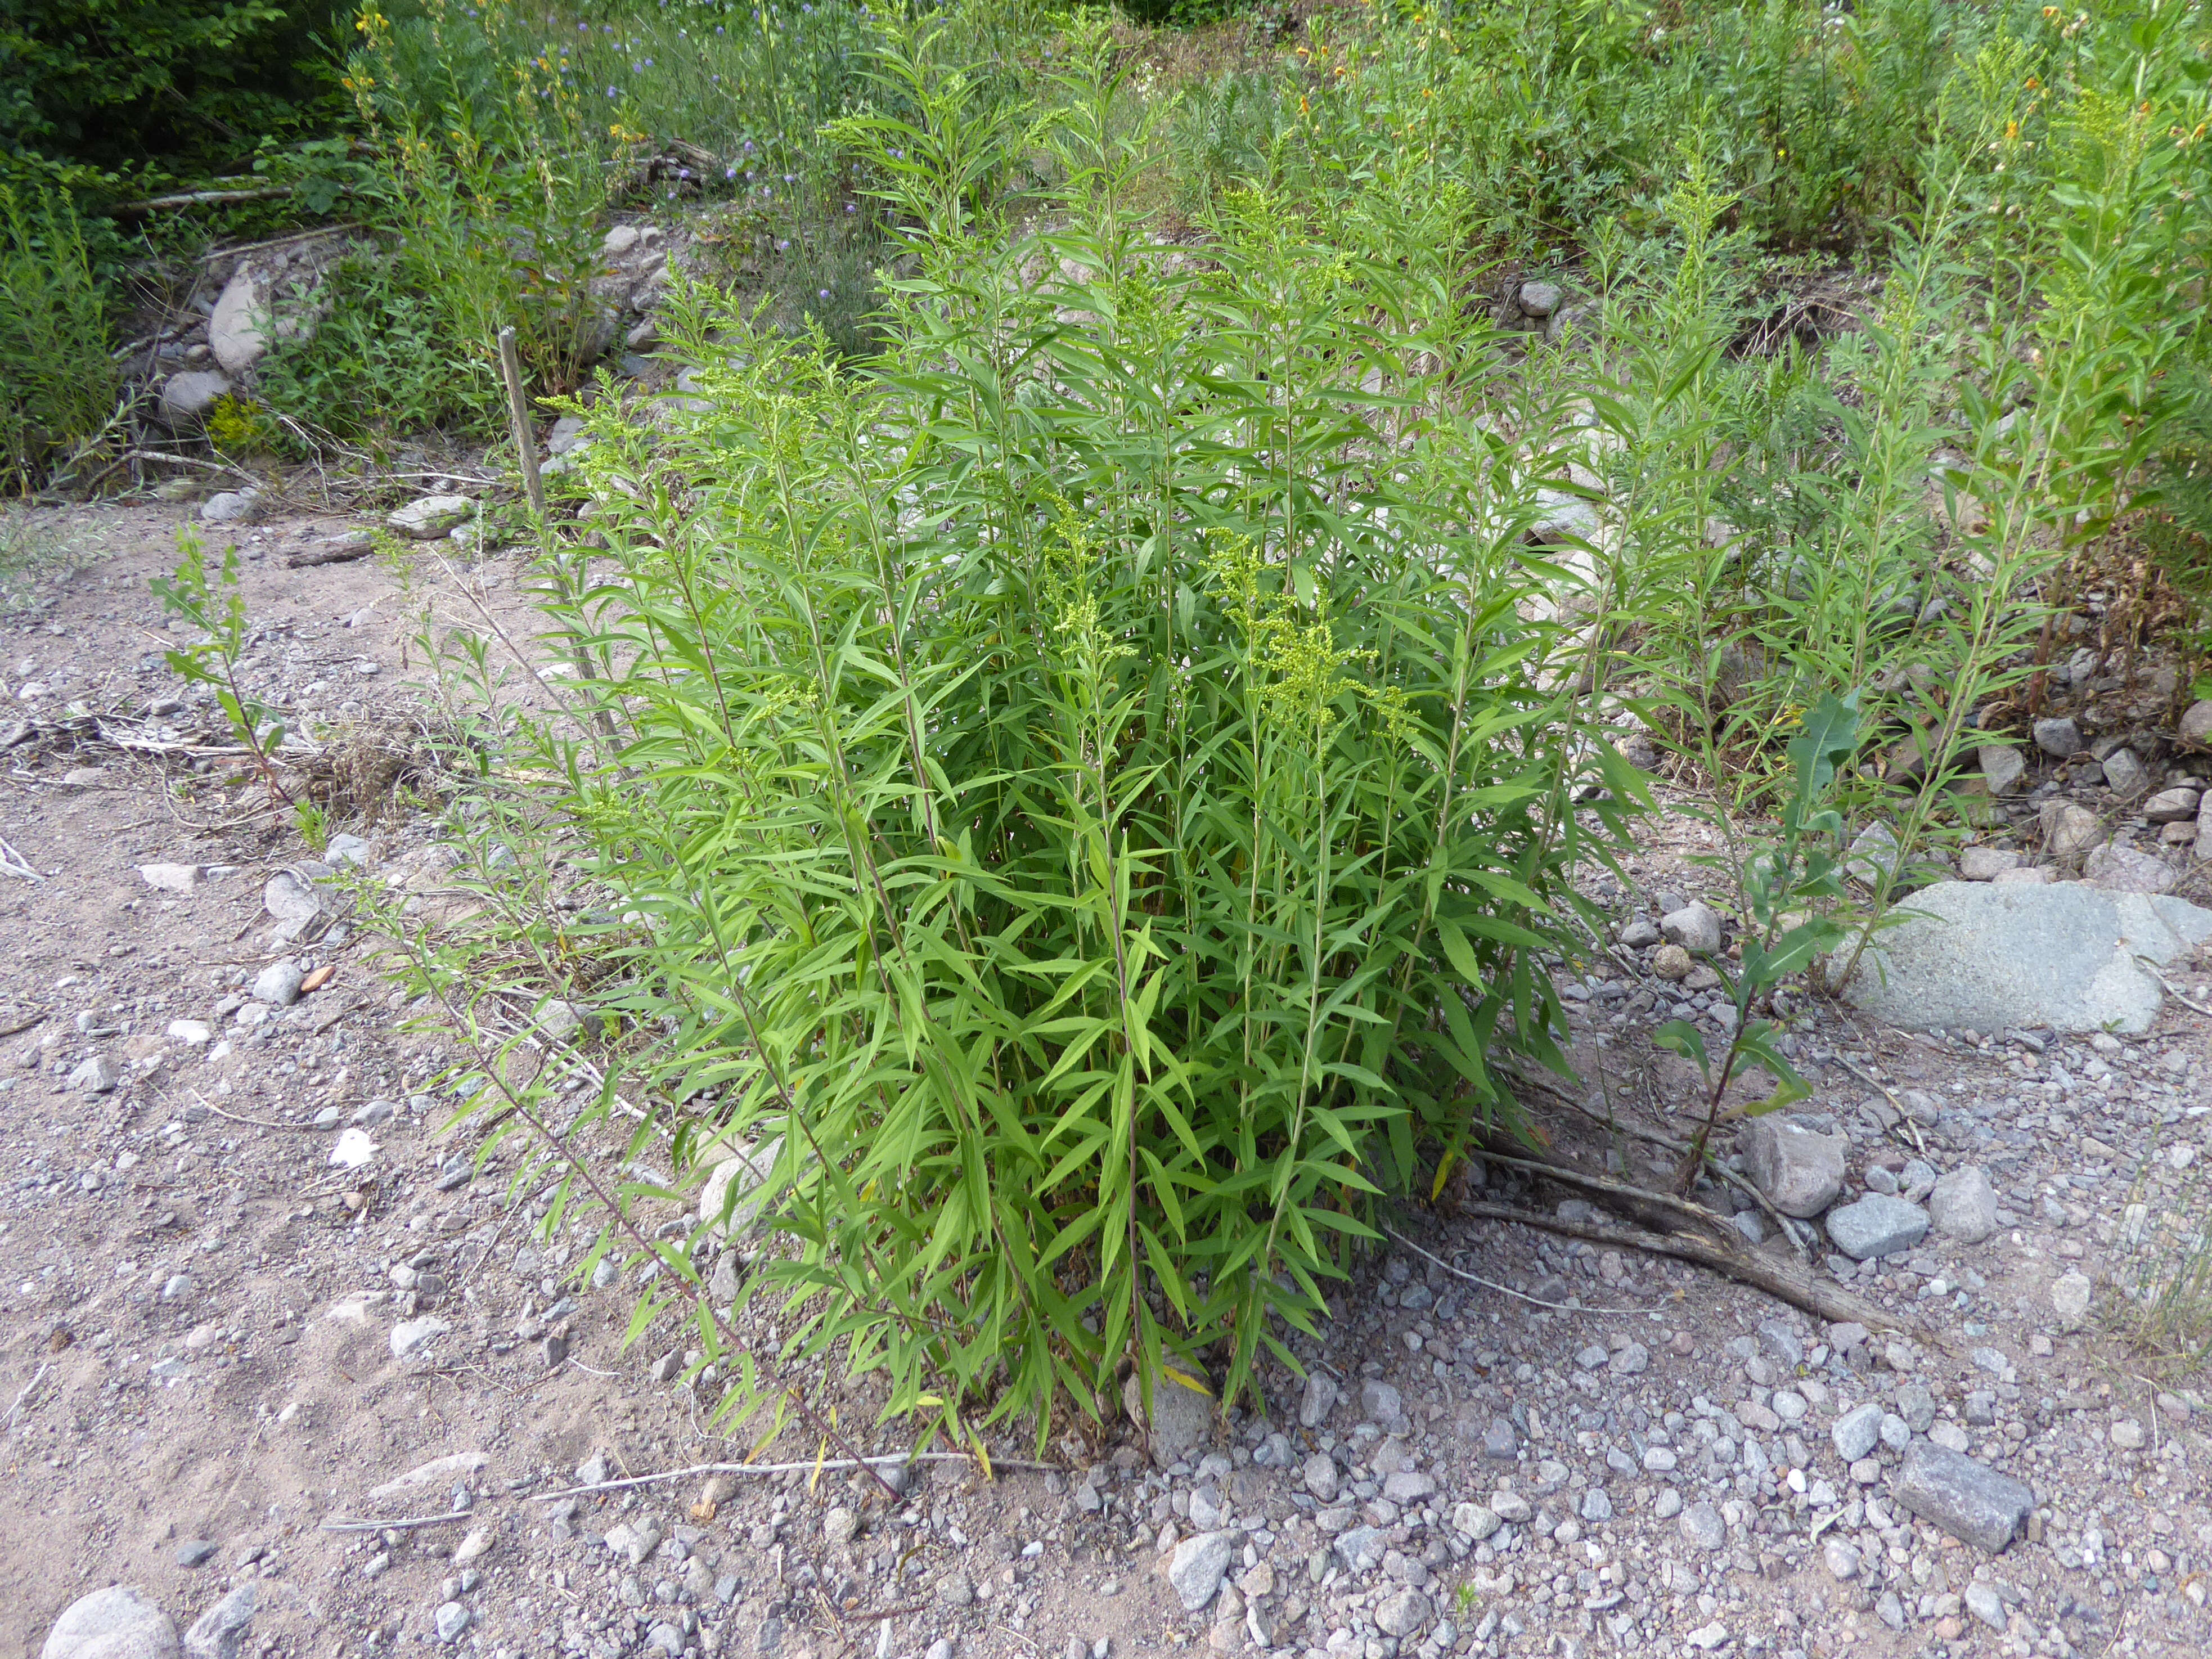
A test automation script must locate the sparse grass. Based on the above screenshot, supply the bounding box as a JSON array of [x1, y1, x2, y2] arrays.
[[2114, 1150, 2212, 1377], [0, 505, 96, 608]]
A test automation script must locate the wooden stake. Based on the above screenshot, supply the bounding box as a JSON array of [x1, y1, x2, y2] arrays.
[[496, 326, 546, 524]]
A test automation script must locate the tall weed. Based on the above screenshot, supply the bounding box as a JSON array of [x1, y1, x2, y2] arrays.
[[406, 25, 1632, 1446], [0, 183, 116, 489]]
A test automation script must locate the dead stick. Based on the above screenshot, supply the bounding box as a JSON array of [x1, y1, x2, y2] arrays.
[[284, 542, 374, 569], [1500, 1072, 1810, 1259], [320, 1509, 472, 1533], [496, 327, 547, 524], [533, 1451, 1060, 1505], [1456, 1201, 1936, 1342], [1472, 1141, 1736, 1244]]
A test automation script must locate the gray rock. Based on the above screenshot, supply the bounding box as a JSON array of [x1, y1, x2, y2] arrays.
[[181, 1584, 257, 1659], [1124, 1360, 1213, 1465], [1679, 1501, 1726, 1552], [698, 1138, 784, 1241], [252, 959, 304, 1007], [389, 1316, 449, 1358], [138, 863, 201, 894], [1303, 1453, 1340, 1502], [323, 833, 374, 867], [1897, 1384, 1937, 1433], [1978, 744, 2026, 796], [1756, 1321, 1804, 1366], [158, 371, 232, 426], [1827, 1195, 1930, 1260], [1620, 916, 1660, 948], [199, 491, 259, 525], [1832, 1402, 1885, 1462], [1892, 1441, 2035, 1553], [1451, 1503, 1500, 1541], [1846, 821, 1900, 886], [1660, 902, 1723, 954], [433, 1602, 470, 1644], [1375, 1589, 1432, 1638], [2102, 748, 2150, 798], [2042, 800, 2106, 856], [69, 1055, 119, 1094], [1168, 1531, 1235, 1610], [2084, 842, 2177, 895], [1580, 1487, 1612, 1521], [2180, 699, 2212, 746], [936, 1573, 973, 1609], [1487, 1490, 1532, 1523], [1359, 1378, 1403, 1423], [1517, 282, 1562, 319], [209, 269, 269, 375], [1957, 846, 2021, 882], [1964, 1582, 2007, 1631], [1742, 1116, 1846, 1217], [41, 1586, 178, 1659], [2144, 786, 2201, 823], [1823, 1538, 1860, 1580], [2049, 1271, 2093, 1332], [1298, 1370, 1338, 1428], [2033, 717, 2083, 758], [1334, 1525, 1387, 1573], [262, 871, 325, 925], [1609, 1342, 1649, 1376], [644, 1624, 684, 1658], [1837, 880, 2212, 1035], [388, 494, 475, 540], [174, 1540, 217, 1568], [1481, 1415, 1517, 1460], [1384, 1468, 1437, 1503], [1930, 1166, 2000, 1243]]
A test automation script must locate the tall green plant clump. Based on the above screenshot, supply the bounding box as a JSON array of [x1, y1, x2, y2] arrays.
[[415, 23, 1631, 1447], [0, 183, 116, 489]]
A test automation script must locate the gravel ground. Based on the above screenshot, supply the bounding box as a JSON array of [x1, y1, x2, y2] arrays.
[[5, 500, 2210, 1659]]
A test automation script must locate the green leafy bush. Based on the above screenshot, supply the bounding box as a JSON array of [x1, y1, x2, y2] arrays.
[[255, 254, 500, 442], [412, 25, 1629, 1445], [0, 183, 115, 488]]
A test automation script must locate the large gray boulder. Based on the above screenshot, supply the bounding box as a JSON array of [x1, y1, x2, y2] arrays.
[[1839, 881, 2212, 1035], [209, 269, 268, 375]]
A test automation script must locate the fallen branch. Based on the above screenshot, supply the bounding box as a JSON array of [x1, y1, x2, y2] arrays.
[[108, 186, 293, 217], [3, 1363, 50, 1430], [0, 1009, 47, 1040], [1455, 1201, 1936, 1341], [285, 539, 375, 569], [1471, 1139, 1737, 1246], [198, 223, 366, 264], [320, 1508, 473, 1533], [124, 449, 260, 483], [0, 838, 42, 882], [533, 1450, 1060, 1505], [1499, 1065, 1811, 1259]]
